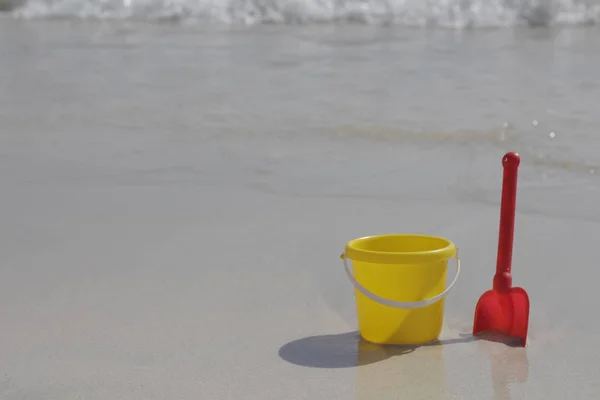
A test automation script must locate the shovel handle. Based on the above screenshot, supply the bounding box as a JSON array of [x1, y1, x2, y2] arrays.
[[495, 152, 520, 292]]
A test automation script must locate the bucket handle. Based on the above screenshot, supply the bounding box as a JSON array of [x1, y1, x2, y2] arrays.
[[341, 251, 460, 309]]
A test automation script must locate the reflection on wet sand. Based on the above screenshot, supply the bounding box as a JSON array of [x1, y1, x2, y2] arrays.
[[474, 333, 530, 400], [279, 330, 529, 400], [355, 338, 451, 400]]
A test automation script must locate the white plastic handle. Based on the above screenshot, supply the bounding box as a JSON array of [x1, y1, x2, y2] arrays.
[[342, 251, 460, 309]]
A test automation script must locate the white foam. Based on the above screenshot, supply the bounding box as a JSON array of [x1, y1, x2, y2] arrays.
[[8, 0, 600, 27]]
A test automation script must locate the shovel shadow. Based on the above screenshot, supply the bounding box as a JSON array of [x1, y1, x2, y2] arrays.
[[278, 330, 479, 369]]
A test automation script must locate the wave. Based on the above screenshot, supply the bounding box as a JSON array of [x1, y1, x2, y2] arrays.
[[5, 0, 600, 27]]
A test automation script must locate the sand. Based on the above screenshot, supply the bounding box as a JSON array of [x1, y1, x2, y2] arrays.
[[2, 19, 600, 400], [2, 132, 600, 399]]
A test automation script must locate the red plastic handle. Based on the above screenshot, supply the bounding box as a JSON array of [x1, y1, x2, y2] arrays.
[[493, 152, 520, 292]]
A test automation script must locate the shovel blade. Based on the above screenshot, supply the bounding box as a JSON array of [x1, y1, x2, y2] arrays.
[[473, 287, 530, 346]]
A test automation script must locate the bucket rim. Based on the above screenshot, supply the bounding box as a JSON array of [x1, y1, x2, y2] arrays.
[[344, 233, 456, 265]]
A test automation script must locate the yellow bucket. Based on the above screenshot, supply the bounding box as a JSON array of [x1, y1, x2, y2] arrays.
[[341, 234, 460, 345]]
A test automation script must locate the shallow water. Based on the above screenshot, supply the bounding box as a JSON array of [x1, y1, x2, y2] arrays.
[[2, 20, 600, 213]]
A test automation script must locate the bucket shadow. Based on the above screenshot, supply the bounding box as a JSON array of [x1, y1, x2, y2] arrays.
[[278, 330, 479, 369]]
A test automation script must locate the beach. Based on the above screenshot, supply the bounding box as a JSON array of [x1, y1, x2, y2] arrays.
[[2, 10, 600, 399]]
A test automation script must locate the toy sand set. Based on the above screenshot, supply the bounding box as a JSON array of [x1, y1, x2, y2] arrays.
[[342, 152, 530, 347]]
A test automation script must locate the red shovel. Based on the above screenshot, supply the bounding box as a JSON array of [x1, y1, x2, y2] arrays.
[[473, 152, 530, 346]]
